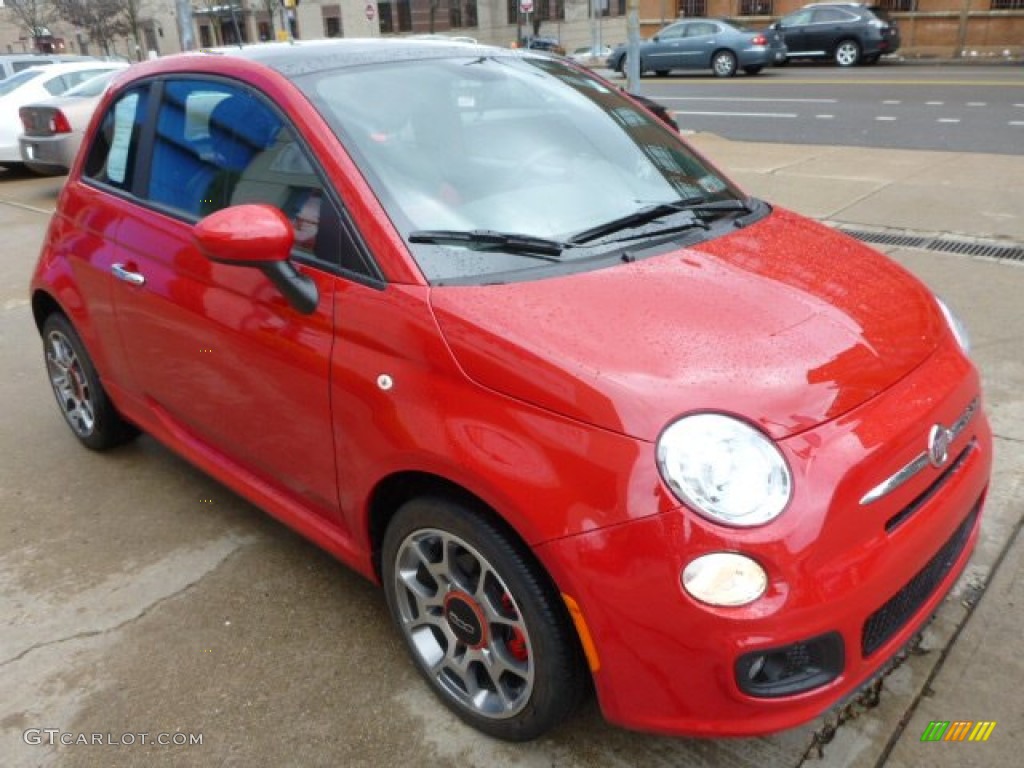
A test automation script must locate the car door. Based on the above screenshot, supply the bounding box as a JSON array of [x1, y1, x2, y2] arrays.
[[806, 7, 858, 55], [88, 78, 347, 520], [646, 22, 687, 72], [683, 22, 723, 70], [777, 8, 815, 57]]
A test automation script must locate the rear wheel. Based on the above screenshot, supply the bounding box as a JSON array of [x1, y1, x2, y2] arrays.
[[382, 497, 587, 741], [42, 313, 137, 450], [655, 70, 670, 77], [862, 53, 881, 65], [834, 39, 861, 67], [712, 50, 738, 78]]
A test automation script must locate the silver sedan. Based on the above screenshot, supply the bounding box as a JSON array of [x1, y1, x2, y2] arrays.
[[607, 19, 787, 78], [18, 69, 123, 175]]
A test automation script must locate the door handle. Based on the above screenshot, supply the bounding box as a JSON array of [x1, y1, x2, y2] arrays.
[[111, 263, 146, 286]]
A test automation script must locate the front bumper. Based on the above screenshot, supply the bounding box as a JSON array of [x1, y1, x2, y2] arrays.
[[535, 339, 991, 736]]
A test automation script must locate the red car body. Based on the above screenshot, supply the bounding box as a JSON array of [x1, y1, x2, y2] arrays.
[[30, 42, 991, 739]]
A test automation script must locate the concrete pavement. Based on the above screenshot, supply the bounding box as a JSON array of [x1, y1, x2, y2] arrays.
[[1, 135, 1023, 768]]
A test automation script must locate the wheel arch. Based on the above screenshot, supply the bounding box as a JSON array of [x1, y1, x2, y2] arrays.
[[32, 289, 65, 335], [368, 470, 536, 584]]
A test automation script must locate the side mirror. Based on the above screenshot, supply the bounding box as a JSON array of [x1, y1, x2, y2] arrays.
[[193, 204, 318, 315], [652, 35, 660, 42], [771, 21, 781, 30]]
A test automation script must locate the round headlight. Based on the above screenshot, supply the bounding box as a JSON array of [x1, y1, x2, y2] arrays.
[[657, 413, 791, 527], [682, 552, 767, 607], [936, 296, 970, 355]]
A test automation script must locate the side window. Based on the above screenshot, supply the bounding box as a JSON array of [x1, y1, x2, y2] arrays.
[[83, 86, 149, 192], [147, 80, 327, 259], [783, 10, 813, 26], [813, 9, 851, 23]]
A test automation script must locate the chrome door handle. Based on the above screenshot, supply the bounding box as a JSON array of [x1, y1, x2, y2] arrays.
[[111, 263, 146, 286]]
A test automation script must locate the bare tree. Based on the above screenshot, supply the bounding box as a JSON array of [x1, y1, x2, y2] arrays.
[[52, 0, 132, 55], [4, 0, 58, 50]]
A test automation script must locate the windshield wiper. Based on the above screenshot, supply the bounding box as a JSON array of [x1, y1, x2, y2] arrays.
[[408, 229, 569, 260], [569, 197, 755, 245]]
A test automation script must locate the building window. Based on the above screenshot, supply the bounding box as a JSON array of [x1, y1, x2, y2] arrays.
[[506, 0, 565, 25], [678, 0, 706, 16], [396, 0, 412, 31], [199, 25, 213, 48], [877, 0, 917, 9], [739, 0, 773, 14], [451, 0, 478, 28], [990, 0, 1022, 8]]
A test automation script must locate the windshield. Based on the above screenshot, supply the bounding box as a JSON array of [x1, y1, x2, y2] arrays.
[[0, 68, 43, 97], [297, 55, 740, 282]]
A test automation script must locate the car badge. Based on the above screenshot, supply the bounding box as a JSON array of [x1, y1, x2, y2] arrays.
[[927, 424, 953, 468]]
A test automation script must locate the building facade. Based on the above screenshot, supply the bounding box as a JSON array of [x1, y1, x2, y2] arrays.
[[1, 1, 1020, 62]]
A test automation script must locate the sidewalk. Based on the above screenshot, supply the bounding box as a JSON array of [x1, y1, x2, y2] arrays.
[[686, 133, 1024, 767]]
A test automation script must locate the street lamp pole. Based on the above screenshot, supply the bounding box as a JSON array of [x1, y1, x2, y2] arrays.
[[626, 0, 641, 95], [175, 0, 195, 50]]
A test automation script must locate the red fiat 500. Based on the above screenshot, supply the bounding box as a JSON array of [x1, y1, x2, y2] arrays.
[[30, 40, 991, 741]]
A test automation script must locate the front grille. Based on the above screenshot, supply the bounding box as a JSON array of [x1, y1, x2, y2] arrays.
[[885, 441, 975, 533], [862, 504, 979, 657]]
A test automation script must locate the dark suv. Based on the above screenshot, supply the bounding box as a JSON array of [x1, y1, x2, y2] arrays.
[[773, 3, 900, 66]]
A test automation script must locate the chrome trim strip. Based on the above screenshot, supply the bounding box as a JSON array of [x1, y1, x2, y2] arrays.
[[860, 397, 979, 506]]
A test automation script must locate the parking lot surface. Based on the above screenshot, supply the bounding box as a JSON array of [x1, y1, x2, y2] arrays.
[[2, 135, 1022, 767]]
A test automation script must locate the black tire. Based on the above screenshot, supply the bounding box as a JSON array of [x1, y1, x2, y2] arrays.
[[834, 39, 861, 67], [42, 313, 138, 451], [712, 50, 738, 78], [743, 65, 763, 76], [862, 54, 881, 65], [382, 496, 587, 741], [655, 69, 670, 77]]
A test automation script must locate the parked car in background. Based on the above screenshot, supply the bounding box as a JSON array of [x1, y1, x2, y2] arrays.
[[773, 3, 901, 66], [31, 39, 990, 743], [607, 18, 787, 77], [0, 53, 99, 80], [19, 69, 124, 175], [0, 61, 128, 168], [569, 45, 614, 63], [518, 36, 566, 56]]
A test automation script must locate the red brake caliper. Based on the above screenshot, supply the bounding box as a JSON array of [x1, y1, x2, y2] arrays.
[[501, 593, 529, 662]]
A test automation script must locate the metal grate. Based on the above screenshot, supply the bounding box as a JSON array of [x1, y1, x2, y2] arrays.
[[862, 504, 979, 657], [839, 227, 1024, 264]]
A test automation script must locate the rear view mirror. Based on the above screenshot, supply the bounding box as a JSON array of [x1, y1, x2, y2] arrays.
[[193, 204, 318, 314]]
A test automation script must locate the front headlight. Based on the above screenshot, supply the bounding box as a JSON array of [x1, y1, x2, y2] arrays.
[[657, 413, 792, 527], [936, 295, 971, 355]]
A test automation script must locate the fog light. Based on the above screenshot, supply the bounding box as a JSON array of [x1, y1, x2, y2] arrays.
[[682, 552, 766, 607]]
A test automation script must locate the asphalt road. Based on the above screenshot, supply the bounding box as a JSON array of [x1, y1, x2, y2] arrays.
[[607, 63, 1024, 155]]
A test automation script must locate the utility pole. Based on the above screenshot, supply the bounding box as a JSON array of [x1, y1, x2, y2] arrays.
[[175, 0, 195, 50], [625, 0, 641, 95]]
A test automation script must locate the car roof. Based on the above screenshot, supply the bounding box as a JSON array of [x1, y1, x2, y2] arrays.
[[24, 60, 129, 76], [183, 39, 528, 78]]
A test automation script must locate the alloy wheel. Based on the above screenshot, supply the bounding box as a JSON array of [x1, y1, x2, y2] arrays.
[[392, 528, 535, 719], [46, 328, 95, 437]]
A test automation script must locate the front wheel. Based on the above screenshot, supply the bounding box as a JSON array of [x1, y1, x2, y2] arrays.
[[712, 50, 738, 78], [834, 39, 861, 67], [382, 497, 587, 741]]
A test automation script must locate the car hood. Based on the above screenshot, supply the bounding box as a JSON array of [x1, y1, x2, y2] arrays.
[[429, 209, 944, 442]]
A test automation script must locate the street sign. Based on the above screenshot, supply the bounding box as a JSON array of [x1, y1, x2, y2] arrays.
[[520, 0, 534, 12], [365, 3, 375, 20]]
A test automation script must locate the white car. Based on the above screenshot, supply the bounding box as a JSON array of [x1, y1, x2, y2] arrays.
[[0, 61, 127, 168], [569, 45, 614, 63]]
